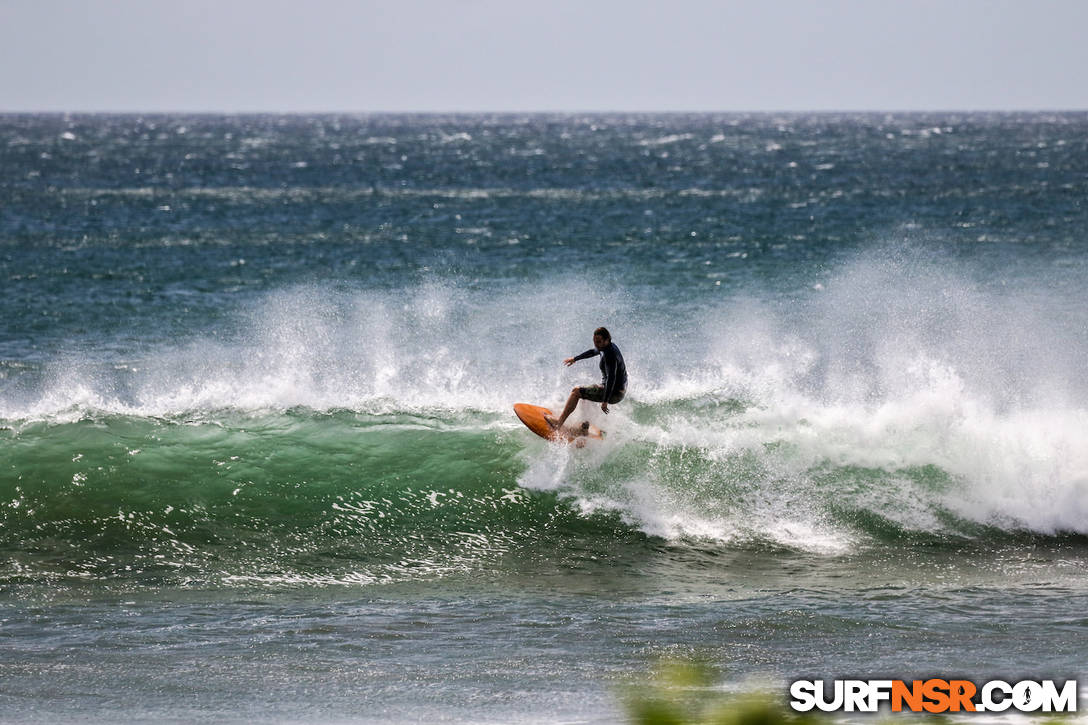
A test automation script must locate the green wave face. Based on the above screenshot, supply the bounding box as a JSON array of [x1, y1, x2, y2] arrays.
[[1, 412, 547, 587], [4, 399, 1083, 592], [4, 114, 1088, 593]]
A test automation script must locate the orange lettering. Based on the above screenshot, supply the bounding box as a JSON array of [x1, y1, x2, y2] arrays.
[[949, 680, 977, 712], [922, 679, 951, 713], [892, 680, 924, 712]]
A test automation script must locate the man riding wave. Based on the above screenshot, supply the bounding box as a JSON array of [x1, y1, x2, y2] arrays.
[[552, 326, 627, 430]]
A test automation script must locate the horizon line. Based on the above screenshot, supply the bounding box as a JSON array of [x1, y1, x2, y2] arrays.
[[3, 107, 1087, 116]]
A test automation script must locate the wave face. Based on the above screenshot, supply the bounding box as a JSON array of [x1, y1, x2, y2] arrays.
[[3, 114, 1088, 589], [4, 252, 1088, 589]]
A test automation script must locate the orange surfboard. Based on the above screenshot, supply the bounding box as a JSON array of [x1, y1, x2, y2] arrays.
[[513, 403, 604, 444]]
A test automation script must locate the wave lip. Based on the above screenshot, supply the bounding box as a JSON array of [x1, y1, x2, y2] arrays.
[[5, 248, 1088, 567], [3, 386, 1087, 594]]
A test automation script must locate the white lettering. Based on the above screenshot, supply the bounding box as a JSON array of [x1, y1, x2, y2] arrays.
[[789, 681, 817, 712], [982, 680, 1013, 712], [844, 680, 868, 712], [816, 680, 844, 712], [1042, 680, 1078, 713], [1014, 681, 1043, 712], [867, 680, 894, 711], [791, 678, 1077, 714]]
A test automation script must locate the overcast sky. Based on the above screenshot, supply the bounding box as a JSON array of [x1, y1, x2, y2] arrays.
[[2, 0, 1086, 112]]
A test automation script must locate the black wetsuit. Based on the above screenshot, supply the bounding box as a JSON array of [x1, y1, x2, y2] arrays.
[[572, 342, 627, 403]]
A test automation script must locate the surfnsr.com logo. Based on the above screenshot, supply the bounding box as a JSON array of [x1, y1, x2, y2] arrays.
[[790, 679, 1077, 713]]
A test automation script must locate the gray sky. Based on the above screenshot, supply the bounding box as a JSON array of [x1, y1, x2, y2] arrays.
[[2, 0, 1086, 112]]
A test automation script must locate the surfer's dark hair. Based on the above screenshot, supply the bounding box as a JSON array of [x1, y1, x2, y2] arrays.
[[594, 327, 611, 341]]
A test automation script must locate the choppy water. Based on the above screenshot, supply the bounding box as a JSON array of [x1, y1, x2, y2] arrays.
[[2, 113, 1088, 723]]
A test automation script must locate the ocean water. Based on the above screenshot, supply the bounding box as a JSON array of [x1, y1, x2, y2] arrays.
[[2, 113, 1088, 723]]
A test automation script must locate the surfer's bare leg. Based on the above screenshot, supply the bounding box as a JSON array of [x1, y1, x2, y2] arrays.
[[555, 387, 582, 428]]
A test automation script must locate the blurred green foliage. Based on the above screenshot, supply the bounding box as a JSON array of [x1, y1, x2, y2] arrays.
[[623, 660, 822, 725], [623, 662, 1076, 725]]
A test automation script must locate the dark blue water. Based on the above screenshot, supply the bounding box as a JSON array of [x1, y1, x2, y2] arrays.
[[2, 113, 1088, 723]]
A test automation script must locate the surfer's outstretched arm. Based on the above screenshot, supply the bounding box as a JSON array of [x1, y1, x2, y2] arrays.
[[564, 349, 597, 367]]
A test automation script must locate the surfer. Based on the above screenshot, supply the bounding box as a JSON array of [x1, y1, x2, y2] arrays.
[[553, 327, 627, 429]]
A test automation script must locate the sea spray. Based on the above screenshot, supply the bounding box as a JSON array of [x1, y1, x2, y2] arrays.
[[4, 113, 1088, 723], [1, 278, 1083, 598]]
